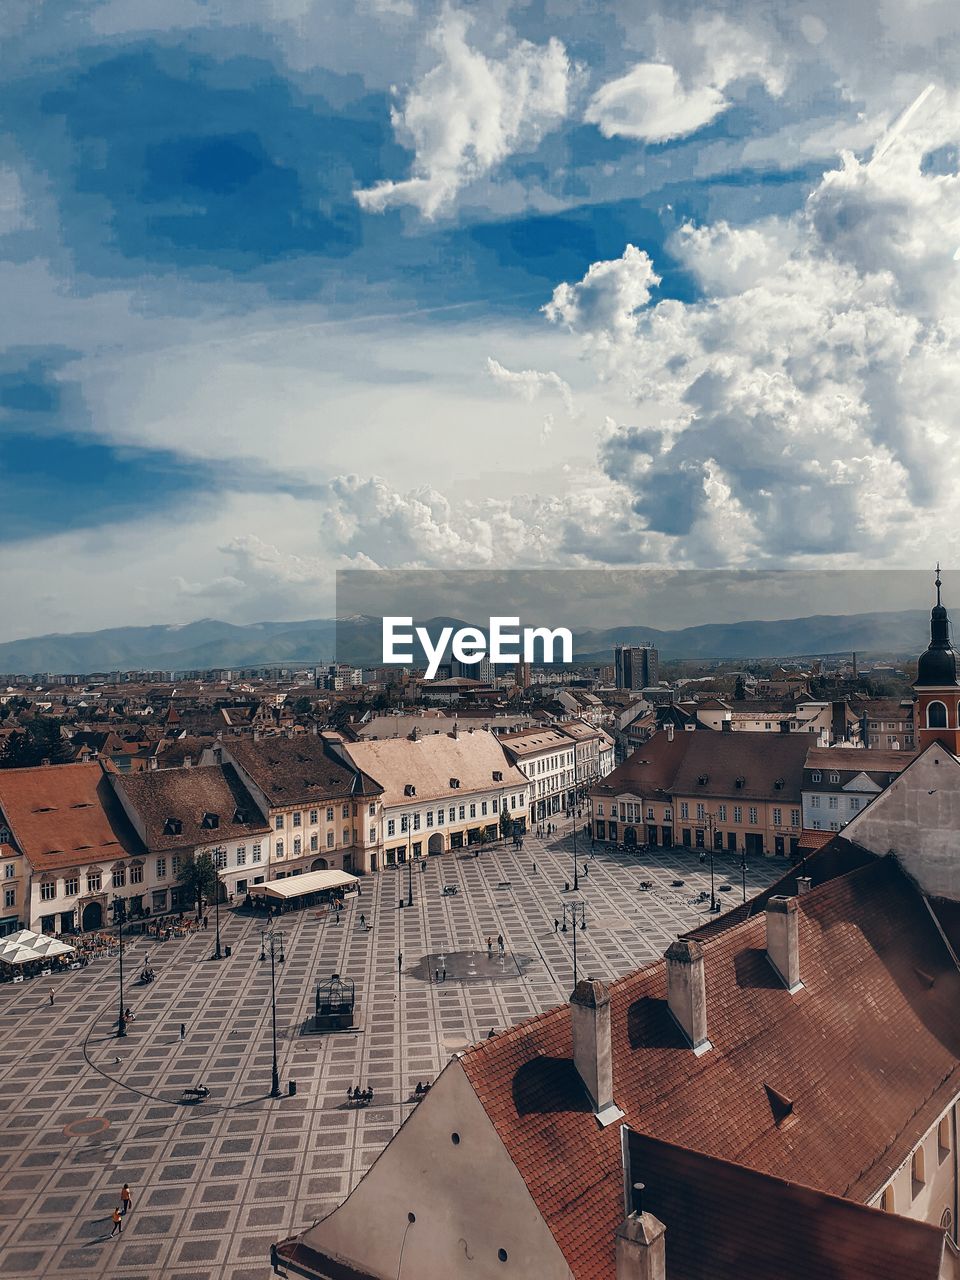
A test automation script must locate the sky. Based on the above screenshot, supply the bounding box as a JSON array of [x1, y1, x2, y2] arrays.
[[1, 0, 960, 640]]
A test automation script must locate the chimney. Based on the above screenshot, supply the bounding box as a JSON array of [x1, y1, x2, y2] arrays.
[[147, 756, 158, 772], [796, 875, 812, 895], [665, 723, 674, 742], [766, 896, 802, 992], [665, 939, 710, 1054], [183, 755, 192, 768], [570, 978, 624, 1127], [615, 1183, 667, 1280], [721, 717, 732, 733]]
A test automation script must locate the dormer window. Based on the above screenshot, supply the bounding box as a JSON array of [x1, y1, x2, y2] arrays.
[[811, 771, 821, 783], [233, 808, 248, 824], [164, 817, 182, 836], [202, 812, 219, 829], [735, 776, 745, 789], [492, 770, 503, 782], [697, 774, 708, 786], [404, 784, 416, 797], [450, 778, 461, 789], [774, 778, 784, 790]]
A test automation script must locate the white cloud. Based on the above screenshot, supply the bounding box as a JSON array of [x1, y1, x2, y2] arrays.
[[485, 357, 574, 414], [585, 64, 728, 144], [546, 101, 960, 564], [355, 6, 573, 217]]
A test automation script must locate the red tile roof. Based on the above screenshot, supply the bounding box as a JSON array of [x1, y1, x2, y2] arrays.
[[627, 1131, 948, 1280], [0, 762, 144, 871], [460, 858, 960, 1280]]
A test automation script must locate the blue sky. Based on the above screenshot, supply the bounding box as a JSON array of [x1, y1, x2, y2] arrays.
[[1, 1, 958, 638]]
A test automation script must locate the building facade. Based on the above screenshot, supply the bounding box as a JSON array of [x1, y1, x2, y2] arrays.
[[801, 747, 915, 832], [614, 644, 659, 692], [499, 726, 577, 822]]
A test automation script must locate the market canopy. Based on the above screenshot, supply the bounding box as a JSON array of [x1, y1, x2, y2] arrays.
[[0, 929, 76, 966], [259, 869, 358, 900]]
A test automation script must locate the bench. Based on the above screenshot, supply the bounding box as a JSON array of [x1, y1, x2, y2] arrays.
[[181, 1086, 210, 1103]]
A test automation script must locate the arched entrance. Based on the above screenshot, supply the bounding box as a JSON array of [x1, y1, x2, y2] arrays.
[[428, 832, 444, 855], [81, 900, 103, 932], [624, 826, 637, 846], [311, 858, 329, 871]]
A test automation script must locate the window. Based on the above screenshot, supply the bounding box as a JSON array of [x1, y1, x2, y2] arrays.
[[413, 813, 421, 831], [426, 811, 434, 827], [717, 805, 726, 821], [156, 857, 167, 878], [881, 1186, 895, 1213], [293, 837, 301, 856], [811, 795, 821, 807], [172, 855, 182, 875], [326, 807, 334, 822], [87, 873, 101, 892], [309, 810, 318, 825], [342, 804, 350, 818], [4, 888, 15, 908], [369, 804, 376, 817], [252, 844, 262, 863], [112, 867, 125, 888], [237, 846, 247, 865], [387, 819, 395, 837], [310, 834, 318, 851], [4, 863, 14, 878], [40, 880, 57, 900], [275, 840, 284, 857], [790, 809, 800, 826], [811, 771, 821, 782], [400, 815, 409, 833], [437, 809, 444, 824], [938, 1116, 951, 1162], [275, 815, 284, 830], [812, 818, 821, 830], [326, 832, 334, 848], [748, 807, 758, 824], [911, 1148, 925, 1197], [449, 807, 456, 823], [481, 801, 488, 816], [130, 864, 144, 884], [459, 805, 466, 820], [292, 811, 301, 828], [733, 806, 742, 823], [829, 772, 840, 784], [342, 827, 349, 844], [664, 808, 672, 821], [680, 802, 689, 820], [369, 827, 376, 842], [696, 803, 705, 821], [469, 804, 476, 818], [849, 797, 861, 811], [646, 807, 654, 820], [773, 808, 782, 826], [828, 796, 838, 809]]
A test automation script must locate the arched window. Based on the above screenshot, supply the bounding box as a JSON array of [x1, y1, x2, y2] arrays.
[[927, 701, 948, 729], [911, 1147, 925, 1197], [881, 1186, 895, 1213]]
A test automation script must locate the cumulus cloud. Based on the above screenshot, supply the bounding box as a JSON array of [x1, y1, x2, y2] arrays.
[[485, 357, 574, 414], [547, 93, 960, 562], [586, 13, 784, 144], [355, 6, 573, 216]]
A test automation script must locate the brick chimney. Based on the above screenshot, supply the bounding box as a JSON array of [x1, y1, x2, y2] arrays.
[[570, 978, 624, 1127], [665, 939, 711, 1054], [766, 896, 802, 992], [665, 723, 674, 742], [615, 1182, 666, 1280], [796, 875, 812, 895]]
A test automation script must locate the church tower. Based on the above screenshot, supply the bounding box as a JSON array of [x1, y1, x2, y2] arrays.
[[914, 565, 960, 754]]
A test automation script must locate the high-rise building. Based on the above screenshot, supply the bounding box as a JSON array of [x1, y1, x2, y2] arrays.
[[614, 644, 659, 691]]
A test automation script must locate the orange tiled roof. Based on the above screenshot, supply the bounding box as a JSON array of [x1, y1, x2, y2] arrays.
[[460, 858, 960, 1280]]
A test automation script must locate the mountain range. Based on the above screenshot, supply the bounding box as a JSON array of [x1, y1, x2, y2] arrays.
[[0, 609, 934, 675]]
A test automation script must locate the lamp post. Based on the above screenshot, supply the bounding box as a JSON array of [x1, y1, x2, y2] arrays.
[[260, 929, 284, 1098], [697, 813, 718, 913], [212, 848, 224, 961], [406, 816, 414, 908], [561, 900, 587, 988], [113, 895, 126, 1038], [740, 853, 747, 904]]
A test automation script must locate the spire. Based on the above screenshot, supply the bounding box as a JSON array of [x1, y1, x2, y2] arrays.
[[915, 563, 959, 688], [936, 562, 942, 608]]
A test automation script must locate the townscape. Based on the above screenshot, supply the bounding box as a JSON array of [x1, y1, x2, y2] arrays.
[[0, 582, 958, 1279]]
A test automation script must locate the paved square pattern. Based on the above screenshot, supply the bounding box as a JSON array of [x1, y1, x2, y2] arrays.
[[0, 820, 777, 1279]]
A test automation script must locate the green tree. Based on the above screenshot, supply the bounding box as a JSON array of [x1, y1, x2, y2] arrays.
[[733, 675, 746, 701], [0, 719, 71, 769], [179, 850, 218, 919], [499, 808, 513, 838]]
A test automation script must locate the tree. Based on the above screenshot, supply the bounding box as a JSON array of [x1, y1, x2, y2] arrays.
[[499, 808, 513, 838], [292, 696, 313, 716], [0, 718, 72, 769], [733, 675, 747, 701], [179, 850, 218, 919]]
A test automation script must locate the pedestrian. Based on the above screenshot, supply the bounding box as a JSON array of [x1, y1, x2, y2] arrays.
[[441, 966, 446, 982], [110, 1206, 122, 1237], [497, 934, 504, 956], [554, 918, 560, 933], [179, 1022, 185, 1042], [486, 936, 493, 957], [203, 915, 209, 929], [49, 990, 54, 1005], [532, 861, 537, 874], [583, 862, 589, 877], [435, 967, 440, 983], [360, 913, 366, 928], [120, 1183, 132, 1215]]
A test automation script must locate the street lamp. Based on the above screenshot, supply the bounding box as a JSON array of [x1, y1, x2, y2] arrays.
[[406, 816, 414, 908], [260, 929, 284, 1098], [697, 813, 719, 913], [561, 900, 587, 989], [740, 853, 747, 904], [112, 895, 127, 1038], [212, 847, 224, 961]]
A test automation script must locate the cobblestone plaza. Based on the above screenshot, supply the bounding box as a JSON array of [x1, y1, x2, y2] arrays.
[[0, 822, 776, 1280]]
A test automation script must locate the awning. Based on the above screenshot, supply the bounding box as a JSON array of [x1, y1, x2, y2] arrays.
[[0, 929, 76, 966], [259, 869, 359, 900]]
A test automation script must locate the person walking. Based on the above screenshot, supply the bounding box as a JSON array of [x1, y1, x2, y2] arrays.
[[120, 1183, 132, 1215], [583, 862, 589, 877], [110, 1206, 122, 1237], [554, 918, 560, 933], [203, 915, 209, 930], [497, 934, 505, 956], [441, 965, 446, 982], [179, 1022, 186, 1042], [486, 936, 493, 957], [359, 913, 365, 928], [435, 967, 440, 983], [49, 990, 55, 1006]]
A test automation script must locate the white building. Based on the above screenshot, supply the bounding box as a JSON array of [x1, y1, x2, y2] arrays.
[[800, 747, 915, 833], [499, 726, 577, 822]]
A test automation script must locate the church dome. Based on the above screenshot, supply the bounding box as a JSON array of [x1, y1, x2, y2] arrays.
[[915, 571, 960, 688]]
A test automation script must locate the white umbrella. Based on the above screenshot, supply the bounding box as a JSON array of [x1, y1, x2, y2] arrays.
[[0, 944, 39, 966]]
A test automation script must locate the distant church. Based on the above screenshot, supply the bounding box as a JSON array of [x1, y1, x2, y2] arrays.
[[915, 565, 960, 754]]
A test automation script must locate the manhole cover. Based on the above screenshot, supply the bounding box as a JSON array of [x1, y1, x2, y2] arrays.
[[63, 1116, 110, 1138]]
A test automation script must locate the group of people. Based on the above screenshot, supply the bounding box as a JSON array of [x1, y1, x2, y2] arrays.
[[109, 1183, 133, 1236], [486, 934, 506, 958], [347, 1085, 374, 1107], [413, 1080, 432, 1099]]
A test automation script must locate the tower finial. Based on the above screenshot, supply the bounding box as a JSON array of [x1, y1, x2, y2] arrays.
[[936, 562, 942, 607]]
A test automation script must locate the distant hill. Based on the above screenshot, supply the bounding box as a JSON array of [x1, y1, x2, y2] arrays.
[[0, 608, 933, 676]]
